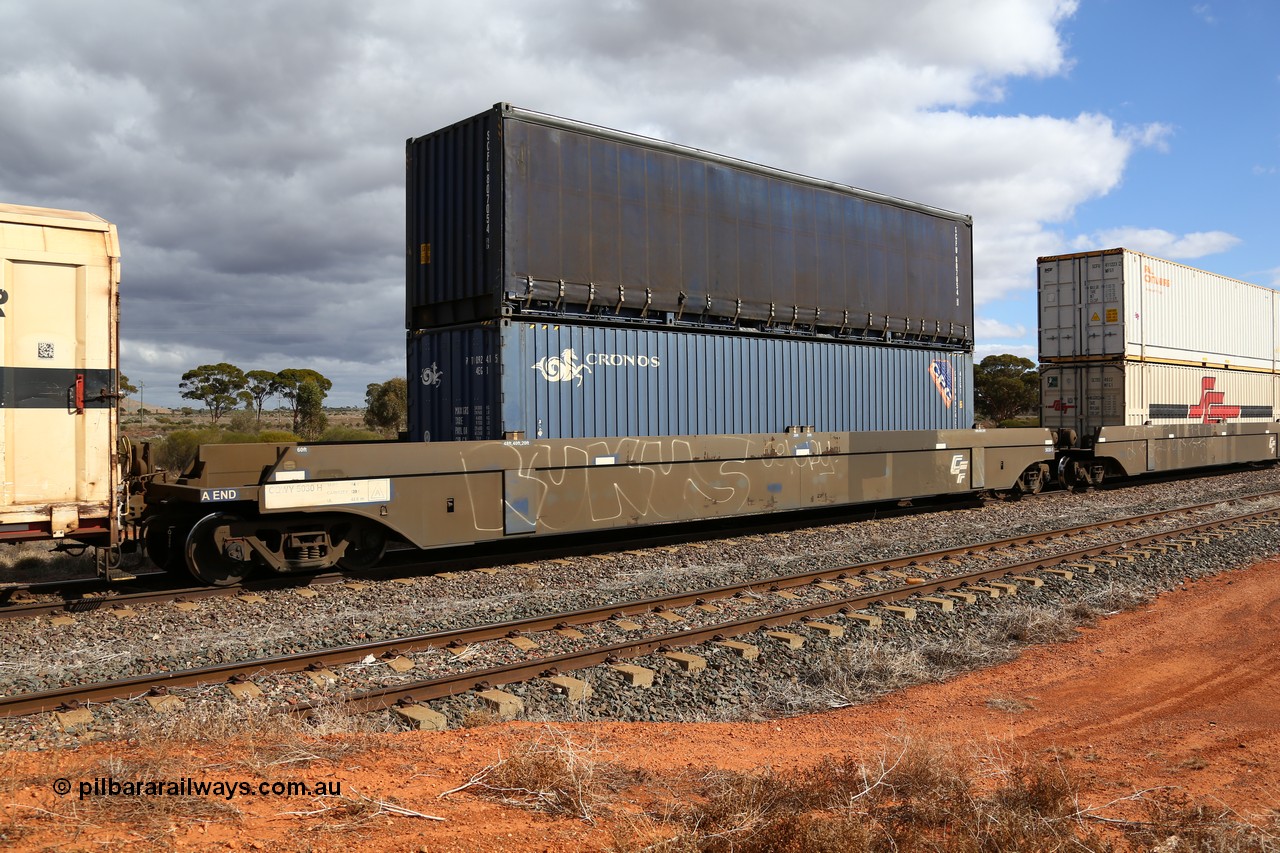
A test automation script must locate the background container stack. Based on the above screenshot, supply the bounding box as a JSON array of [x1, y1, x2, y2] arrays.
[[0, 203, 119, 542], [1038, 248, 1280, 439], [406, 103, 975, 441]]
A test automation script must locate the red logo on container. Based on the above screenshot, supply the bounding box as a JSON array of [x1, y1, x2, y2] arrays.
[[1188, 377, 1240, 423], [1050, 399, 1075, 413]]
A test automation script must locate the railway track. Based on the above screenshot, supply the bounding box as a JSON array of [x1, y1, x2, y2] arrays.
[[5, 500, 1277, 724], [3, 482, 1275, 622], [1, 492, 982, 620]]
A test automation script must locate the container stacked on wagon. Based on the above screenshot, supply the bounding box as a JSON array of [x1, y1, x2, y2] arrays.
[[405, 103, 976, 442], [1037, 249, 1280, 483], [0, 203, 121, 548]]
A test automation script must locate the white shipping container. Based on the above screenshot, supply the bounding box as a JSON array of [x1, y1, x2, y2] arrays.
[[0, 203, 119, 544], [1038, 248, 1279, 370], [1041, 360, 1278, 438]]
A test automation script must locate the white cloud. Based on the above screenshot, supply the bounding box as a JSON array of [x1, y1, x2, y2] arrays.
[[975, 343, 1039, 362], [976, 318, 1028, 339], [1122, 121, 1174, 153], [1070, 228, 1242, 259]]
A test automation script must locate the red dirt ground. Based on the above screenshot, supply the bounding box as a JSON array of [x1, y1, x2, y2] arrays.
[[3, 560, 1278, 851]]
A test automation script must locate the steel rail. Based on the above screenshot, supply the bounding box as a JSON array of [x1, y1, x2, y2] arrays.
[[4, 505, 1276, 718], [3, 488, 1274, 622], [319, 508, 1280, 714]]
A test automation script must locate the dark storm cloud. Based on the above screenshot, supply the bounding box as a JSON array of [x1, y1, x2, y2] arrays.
[[0, 0, 1152, 405], [0, 1, 413, 403]]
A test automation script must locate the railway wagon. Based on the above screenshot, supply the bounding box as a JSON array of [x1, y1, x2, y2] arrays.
[[142, 427, 1057, 585], [408, 319, 971, 442], [1038, 250, 1280, 487], [0, 203, 121, 552], [139, 106, 1005, 584], [407, 103, 973, 348]]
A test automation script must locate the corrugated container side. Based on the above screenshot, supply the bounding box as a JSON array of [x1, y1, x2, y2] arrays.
[[406, 108, 503, 328], [1041, 361, 1278, 438], [1120, 252, 1275, 368], [409, 321, 971, 441], [409, 104, 974, 346], [1038, 249, 1278, 368]]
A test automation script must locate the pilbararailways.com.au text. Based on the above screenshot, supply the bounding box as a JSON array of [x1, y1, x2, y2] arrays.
[[55, 776, 342, 801]]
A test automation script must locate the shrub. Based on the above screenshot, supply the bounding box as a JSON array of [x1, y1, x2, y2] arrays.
[[225, 410, 259, 434], [156, 428, 223, 472], [319, 425, 384, 442]]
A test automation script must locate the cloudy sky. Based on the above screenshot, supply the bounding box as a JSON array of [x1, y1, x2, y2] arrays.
[[2, 0, 1276, 407]]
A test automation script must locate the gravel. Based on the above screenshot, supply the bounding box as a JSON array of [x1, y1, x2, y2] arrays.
[[3, 466, 1280, 750]]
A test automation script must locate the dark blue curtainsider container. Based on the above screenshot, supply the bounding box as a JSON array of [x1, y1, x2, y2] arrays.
[[408, 320, 972, 442], [407, 104, 974, 347]]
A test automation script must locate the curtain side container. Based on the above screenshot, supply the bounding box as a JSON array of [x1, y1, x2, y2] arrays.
[[408, 103, 974, 348]]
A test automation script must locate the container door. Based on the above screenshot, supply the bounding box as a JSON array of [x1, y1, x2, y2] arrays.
[[0, 245, 115, 532], [1041, 366, 1086, 438], [1080, 253, 1125, 357], [1038, 258, 1078, 359]]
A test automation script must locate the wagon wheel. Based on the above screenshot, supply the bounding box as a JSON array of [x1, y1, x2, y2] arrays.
[[336, 521, 388, 572], [144, 517, 188, 573], [185, 513, 254, 586]]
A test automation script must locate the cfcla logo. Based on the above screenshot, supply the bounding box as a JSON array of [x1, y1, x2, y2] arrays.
[[928, 360, 955, 409], [420, 362, 443, 388], [531, 349, 592, 387], [1050, 399, 1075, 413], [949, 454, 968, 484], [1189, 376, 1238, 422]]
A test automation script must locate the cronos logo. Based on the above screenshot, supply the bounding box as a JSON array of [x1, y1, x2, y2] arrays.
[[531, 348, 662, 387], [531, 349, 592, 386], [420, 361, 443, 388]]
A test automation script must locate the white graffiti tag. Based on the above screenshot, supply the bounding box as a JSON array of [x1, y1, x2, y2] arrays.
[[531, 349, 592, 387], [420, 361, 443, 388]]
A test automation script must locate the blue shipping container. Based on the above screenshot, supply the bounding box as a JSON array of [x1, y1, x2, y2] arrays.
[[408, 321, 972, 441]]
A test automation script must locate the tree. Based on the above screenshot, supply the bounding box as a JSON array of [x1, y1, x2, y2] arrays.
[[277, 368, 332, 432], [295, 380, 328, 440], [363, 377, 407, 437], [179, 363, 248, 424], [974, 354, 1039, 424], [118, 373, 139, 400], [240, 369, 282, 422]]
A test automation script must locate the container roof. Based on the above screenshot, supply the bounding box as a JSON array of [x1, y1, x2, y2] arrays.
[[0, 202, 112, 231]]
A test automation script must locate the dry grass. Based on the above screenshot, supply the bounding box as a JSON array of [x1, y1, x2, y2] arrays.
[[101, 696, 395, 747], [614, 739, 1102, 853], [986, 696, 1036, 713], [782, 599, 1124, 717], [1084, 788, 1280, 852], [0, 701, 388, 847], [1, 751, 244, 847], [0, 541, 107, 583], [611, 738, 1280, 853], [440, 729, 639, 823]]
